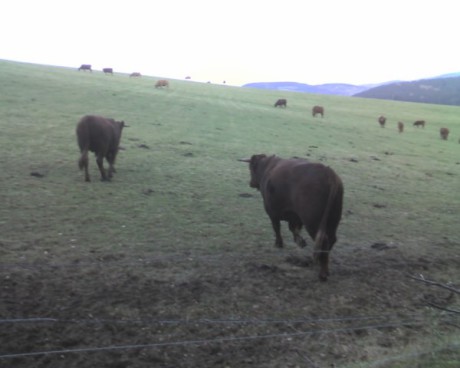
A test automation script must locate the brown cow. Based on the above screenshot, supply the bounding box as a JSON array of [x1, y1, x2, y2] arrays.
[[274, 99, 287, 108], [155, 79, 169, 88], [378, 116, 386, 128], [240, 154, 343, 281], [398, 121, 404, 133], [312, 105, 324, 118], [129, 72, 142, 78], [76, 115, 127, 182], [440, 127, 449, 140], [78, 64, 92, 72], [413, 120, 426, 128], [103, 68, 113, 75]]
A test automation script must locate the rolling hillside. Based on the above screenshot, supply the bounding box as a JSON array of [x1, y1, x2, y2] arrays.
[[0, 59, 459, 368], [242, 81, 375, 96]]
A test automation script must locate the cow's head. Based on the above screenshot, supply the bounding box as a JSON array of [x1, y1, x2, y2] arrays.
[[239, 154, 267, 190]]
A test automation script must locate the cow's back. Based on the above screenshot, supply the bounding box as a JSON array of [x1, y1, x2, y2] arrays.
[[264, 159, 343, 235], [76, 115, 114, 152]]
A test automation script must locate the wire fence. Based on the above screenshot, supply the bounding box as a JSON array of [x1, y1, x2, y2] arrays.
[[1, 247, 458, 366]]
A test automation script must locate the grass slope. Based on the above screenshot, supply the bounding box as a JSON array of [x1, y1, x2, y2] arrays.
[[0, 60, 459, 367]]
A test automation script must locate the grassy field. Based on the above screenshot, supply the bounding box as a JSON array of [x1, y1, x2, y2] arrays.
[[0, 59, 459, 367]]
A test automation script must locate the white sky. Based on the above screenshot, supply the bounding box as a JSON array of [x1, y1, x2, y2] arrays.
[[1, 0, 458, 86]]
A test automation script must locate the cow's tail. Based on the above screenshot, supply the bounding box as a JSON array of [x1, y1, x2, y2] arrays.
[[78, 149, 89, 170], [313, 171, 341, 262]]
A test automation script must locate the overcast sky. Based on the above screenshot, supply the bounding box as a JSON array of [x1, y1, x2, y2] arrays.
[[1, 0, 458, 86]]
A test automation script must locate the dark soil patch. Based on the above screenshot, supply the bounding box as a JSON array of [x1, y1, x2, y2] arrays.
[[1, 247, 458, 368]]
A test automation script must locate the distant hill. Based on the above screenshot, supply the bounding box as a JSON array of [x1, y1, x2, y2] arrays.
[[354, 76, 460, 106], [242, 81, 378, 96]]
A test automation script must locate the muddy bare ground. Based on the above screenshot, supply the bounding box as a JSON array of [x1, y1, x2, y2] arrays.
[[1, 244, 459, 368]]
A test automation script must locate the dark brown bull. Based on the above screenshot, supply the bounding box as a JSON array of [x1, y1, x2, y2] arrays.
[[76, 115, 127, 182], [378, 116, 386, 128], [413, 120, 425, 128], [129, 72, 142, 78], [274, 99, 287, 108], [103, 68, 113, 75], [440, 127, 449, 140], [155, 79, 169, 88], [78, 64, 92, 72], [398, 121, 404, 133], [240, 154, 343, 281], [312, 105, 324, 118]]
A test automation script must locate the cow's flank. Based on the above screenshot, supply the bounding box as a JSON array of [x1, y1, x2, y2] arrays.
[[76, 115, 127, 182], [312, 105, 324, 118], [241, 154, 343, 281], [103, 68, 113, 75], [274, 99, 287, 108]]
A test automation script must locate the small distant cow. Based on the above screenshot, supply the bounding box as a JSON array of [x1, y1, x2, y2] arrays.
[[274, 99, 287, 108], [397, 121, 404, 133], [413, 120, 426, 128], [440, 127, 449, 140], [155, 79, 169, 88], [378, 116, 386, 128], [78, 64, 92, 72], [103, 68, 113, 75], [129, 72, 141, 78], [312, 105, 324, 118], [76, 115, 127, 182]]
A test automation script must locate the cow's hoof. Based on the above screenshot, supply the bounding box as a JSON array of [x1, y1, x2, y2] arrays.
[[319, 274, 328, 282], [298, 239, 307, 248]]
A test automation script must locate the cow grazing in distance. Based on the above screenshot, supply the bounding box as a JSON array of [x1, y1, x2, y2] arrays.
[[440, 127, 449, 140], [129, 72, 142, 78], [239, 154, 343, 281], [413, 120, 426, 128], [78, 64, 92, 72], [103, 68, 113, 75], [312, 105, 324, 118], [155, 79, 169, 88], [274, 99, 287, 108], [378, 116, 386, 128], [76, 115, 127, 182], [398, 121, 404, 133]]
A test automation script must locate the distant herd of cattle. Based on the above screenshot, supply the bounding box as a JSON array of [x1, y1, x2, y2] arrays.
[[275, 97, 453, 140], [377, 115, 451, 140]]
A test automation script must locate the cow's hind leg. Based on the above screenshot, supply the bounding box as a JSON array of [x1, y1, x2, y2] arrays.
[[288, 217, 307, 248], [270, 217, 284, 248], [96, 154, 109, 181], [78, 150, 90, 182]]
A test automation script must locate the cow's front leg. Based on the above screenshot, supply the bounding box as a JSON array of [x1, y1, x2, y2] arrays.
[[96, 155, 108, 181], [270, 217, 283, 248]]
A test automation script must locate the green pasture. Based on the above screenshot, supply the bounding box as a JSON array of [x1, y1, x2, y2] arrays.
[[1, 60, 458, 261], [0, 60, 459, 367]]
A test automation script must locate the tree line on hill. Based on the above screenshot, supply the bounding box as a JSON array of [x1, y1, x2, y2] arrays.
[[354, 76, 460, 106]]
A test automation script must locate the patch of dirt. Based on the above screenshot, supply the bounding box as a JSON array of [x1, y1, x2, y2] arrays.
[[0, 246, 458, 368]]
